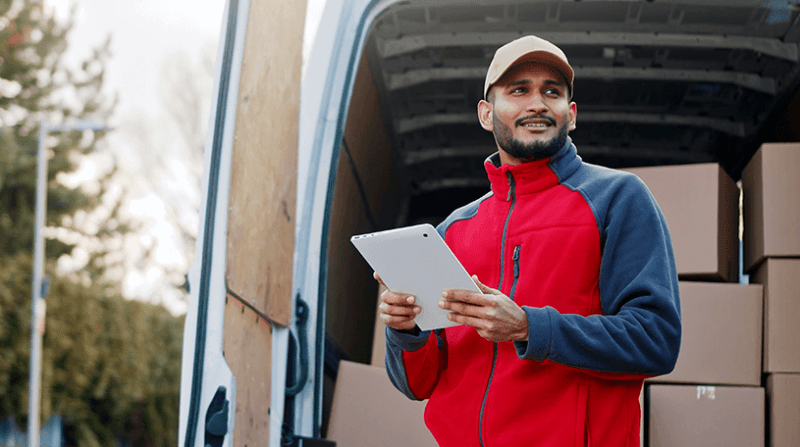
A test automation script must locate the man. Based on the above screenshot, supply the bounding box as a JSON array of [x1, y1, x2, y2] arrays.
[[377, 35, 681, 447]]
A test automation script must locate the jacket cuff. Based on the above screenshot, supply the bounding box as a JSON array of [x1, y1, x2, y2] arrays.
[[386, 326, 431, 352], [513, 306, 552, 362]]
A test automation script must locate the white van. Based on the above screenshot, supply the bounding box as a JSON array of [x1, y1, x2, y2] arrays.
[[177, 0, 800, 445]]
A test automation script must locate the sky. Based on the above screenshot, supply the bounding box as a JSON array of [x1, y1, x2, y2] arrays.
[[53, 0, 226, 117], [49, 0, 327, 314]]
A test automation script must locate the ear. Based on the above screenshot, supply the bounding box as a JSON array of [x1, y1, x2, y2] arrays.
[[568, 101, 577, 131], [477, 99, 494, 132]]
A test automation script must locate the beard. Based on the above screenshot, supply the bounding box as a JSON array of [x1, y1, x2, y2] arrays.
[[492, 112, 569, 162]]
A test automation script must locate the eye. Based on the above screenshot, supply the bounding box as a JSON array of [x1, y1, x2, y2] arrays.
[[544, 87, 562, 97]]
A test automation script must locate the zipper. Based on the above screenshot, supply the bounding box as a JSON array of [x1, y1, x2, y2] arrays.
[[479, 171, 517, 447], [497, 172, 516, 294], [478, 343, 498, 446], [510, 245, 521, 300]]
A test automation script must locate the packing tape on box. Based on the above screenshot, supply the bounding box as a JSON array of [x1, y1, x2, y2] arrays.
[[696, 386, 716, 400]]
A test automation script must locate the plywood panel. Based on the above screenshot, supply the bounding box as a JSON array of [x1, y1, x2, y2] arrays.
[[371, 284, 388, 367], [225, 0, 306, 326], [224, 294, 273, 447]]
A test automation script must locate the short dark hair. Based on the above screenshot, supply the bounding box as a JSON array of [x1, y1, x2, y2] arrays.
[[486, 87, 497, 103]]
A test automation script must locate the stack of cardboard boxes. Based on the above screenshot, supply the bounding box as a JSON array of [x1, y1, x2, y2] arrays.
[[328, 144, 799, 446], [742, 143, 800, 447], [624, 162, 765, 446], [628, 142, 800, 447]]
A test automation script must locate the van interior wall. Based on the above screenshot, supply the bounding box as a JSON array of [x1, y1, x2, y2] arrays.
[[323, 50, 404, 432], [326, 50, 402, 365], [763, 84, 800, 143]]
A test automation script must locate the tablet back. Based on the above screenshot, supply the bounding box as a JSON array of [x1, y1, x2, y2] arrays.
[[351, 223, 479, 330]]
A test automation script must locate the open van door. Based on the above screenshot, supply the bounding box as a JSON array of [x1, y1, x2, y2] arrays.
[[177, 0, 307, 445], [179, 0, 411, 443]]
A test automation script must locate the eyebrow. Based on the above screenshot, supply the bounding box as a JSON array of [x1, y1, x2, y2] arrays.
[[543, 79, 567, 89], [507, 79, 531, 88]]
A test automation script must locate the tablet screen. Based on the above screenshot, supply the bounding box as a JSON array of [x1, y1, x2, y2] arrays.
[[351, 223, 479, 330]]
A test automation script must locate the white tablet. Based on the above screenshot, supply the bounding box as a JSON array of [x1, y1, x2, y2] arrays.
[[351, 223, 479, 330]]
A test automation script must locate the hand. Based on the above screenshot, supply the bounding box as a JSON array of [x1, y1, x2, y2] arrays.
[[374, 273, 421, 332], [440, 275, 529, 342]]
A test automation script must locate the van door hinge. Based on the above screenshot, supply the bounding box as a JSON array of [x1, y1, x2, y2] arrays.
[[285, 295, 310, 397], [204, 386, 229, 447]]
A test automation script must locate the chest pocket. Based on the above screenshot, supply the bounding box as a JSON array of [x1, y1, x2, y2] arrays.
[[508, 224, 600, 316]]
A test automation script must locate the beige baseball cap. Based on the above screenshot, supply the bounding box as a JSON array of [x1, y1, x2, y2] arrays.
[[484, 35, 574, 99]]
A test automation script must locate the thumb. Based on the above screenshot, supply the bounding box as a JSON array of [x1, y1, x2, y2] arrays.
[[373, 272, 386, 287], [472, 275, 500, 295]]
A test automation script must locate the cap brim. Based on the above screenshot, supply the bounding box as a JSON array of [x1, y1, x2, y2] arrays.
[[485, 51, 574, 99]]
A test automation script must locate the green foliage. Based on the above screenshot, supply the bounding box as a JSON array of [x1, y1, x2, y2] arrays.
[[0, 0, 114, 260], [1, 2, 186, 445], [0, 254, 33, 420], [0, 254, 185, 446]]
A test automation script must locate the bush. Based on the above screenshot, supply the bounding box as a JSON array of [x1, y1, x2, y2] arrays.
[[0, 254, 184, 446]]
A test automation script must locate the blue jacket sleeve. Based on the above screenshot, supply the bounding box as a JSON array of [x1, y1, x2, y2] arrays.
[[514, 172, 682, 377], [384, 327, 431, 400]]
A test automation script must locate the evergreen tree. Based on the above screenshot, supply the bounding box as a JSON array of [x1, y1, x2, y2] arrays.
[[1, 253, 184, 447], [0, 0, 114, 260], [1, 2, 183, 446]]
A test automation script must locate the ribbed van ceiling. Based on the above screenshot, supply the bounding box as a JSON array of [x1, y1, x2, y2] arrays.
[[359, 1, 799, 206]]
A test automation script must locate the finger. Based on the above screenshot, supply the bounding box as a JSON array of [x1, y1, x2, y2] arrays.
[[441, 289, 492, 306], [472, 275, 501, 295], [381, 290, 417, 306], [381, 313, 417, 330], [373, 272, 386, 287], [446, 311, 487, 330], [380, 301, 421, 317], [446, 313, 509, 342], [439, 298, 484, 318], [382, 309, 421, 322]]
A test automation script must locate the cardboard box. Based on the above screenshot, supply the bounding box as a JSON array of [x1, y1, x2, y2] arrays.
[[742, 143, 800, 272], [623, 163, 739, 282], [371, 286, 387, 367], [640, 388, 644, 447], [647, 282, 763, 386], [749, 258, 800, 373], [327, 360, 437, 447], [766, 373, 800, 447], [648, 384, 764, 447]]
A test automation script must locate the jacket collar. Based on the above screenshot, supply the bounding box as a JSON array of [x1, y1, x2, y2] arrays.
[[484, 138, 579, 201]]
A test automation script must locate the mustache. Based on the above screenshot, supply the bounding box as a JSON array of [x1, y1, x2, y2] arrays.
[[515, 115, 556, 127]]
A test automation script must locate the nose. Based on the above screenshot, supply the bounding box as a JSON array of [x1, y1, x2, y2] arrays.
[[525, 92, 548, 115]]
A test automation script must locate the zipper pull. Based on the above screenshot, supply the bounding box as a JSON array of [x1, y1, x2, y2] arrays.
[[513, 245, 521, 278]]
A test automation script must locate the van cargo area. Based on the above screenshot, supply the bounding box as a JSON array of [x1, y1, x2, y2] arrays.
[[322, 0, 800, 435]]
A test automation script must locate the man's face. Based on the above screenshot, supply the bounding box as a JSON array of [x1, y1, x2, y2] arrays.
[[478, 63, 576, 164]]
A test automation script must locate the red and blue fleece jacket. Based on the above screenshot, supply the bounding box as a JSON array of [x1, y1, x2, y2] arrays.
[[384, 138, 681, 447]]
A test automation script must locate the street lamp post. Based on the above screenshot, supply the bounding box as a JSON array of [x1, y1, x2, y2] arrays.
[[28, 119, 110, 447]]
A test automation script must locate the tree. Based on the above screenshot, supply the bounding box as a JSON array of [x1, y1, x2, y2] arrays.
[[1, 2, 184, 445], [0, 253, 184, 447], [0, 0, 115, 261], [104, 46, 216, 312]]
